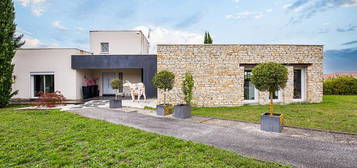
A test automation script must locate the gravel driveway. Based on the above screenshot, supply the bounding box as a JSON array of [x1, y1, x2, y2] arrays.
[[68, 107, 357, 168]]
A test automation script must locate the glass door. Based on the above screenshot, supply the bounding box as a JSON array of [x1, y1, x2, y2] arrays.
[[293, 69, 305, 101], [244, 69, 257, 103], [33, 74, 54, 97]]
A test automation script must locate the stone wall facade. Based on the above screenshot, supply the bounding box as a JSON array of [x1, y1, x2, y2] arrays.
[[157, 44, 323, 107]]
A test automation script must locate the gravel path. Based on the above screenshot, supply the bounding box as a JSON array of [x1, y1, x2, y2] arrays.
[[68, 108, 357, 168]]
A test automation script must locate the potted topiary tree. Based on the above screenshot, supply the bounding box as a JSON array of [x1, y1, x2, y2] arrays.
[[110, 78, 123, 108], [251, 62, 288, 133], [152, 70, 175, 116], [174, 72, 194, 118]]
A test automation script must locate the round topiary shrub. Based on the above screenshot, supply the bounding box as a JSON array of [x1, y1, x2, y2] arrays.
[[251, 62, 288, 115], [111, 79, 122, 100], [152, 70, 175, 105], [323, 76, 357, 95]]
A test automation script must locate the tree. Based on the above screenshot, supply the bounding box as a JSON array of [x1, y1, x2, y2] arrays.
[[207, 32, 213, 44], [152, 70, 175, 105], [204, 32, 208, 44], [251, 62, 288, 115], [182, 72, 194, 104], [111, 79, 122, 100], [204, 31, 213, 44], [0, 0, 24, 108]]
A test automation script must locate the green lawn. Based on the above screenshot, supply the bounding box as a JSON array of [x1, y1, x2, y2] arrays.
[[193, 95, 357, 134], [0, 106, 288, 168]]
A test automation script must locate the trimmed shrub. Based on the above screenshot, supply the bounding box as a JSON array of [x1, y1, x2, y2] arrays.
[[182, 72, 194, 105], [251, 62, 288, 115], [111, 79, 122, 100], [323, 76, 357, 95], [152, 70, 175, 105]]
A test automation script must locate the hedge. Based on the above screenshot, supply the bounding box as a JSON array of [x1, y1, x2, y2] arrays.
[[323, 76, 357, 95]]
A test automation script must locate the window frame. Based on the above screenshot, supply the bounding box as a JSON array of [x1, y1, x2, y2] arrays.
[[243, 68, 258, 104], [30, 72, 55, 98], [292, 68, 306, 102], [100, 42, 109, 53]]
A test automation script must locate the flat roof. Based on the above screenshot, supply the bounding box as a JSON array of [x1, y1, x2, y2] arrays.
[[157, 44, 323, 46], [90, 30, 143, 33], [18, 48, 82, 50], [17, 48, 91, 53]]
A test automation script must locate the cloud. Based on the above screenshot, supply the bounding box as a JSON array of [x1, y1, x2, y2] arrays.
[[16, 27, 33, 36], [52, 21, 68, 30], [285, 0, 309, 11], [18, 0, 46, 7], [31, 8, 43, 16], [341, 40, 357, 46], [324, 47, 357, 73], [341, 0, 357, 7], [285, 0, 357, 23], [20, 36, 58, 48], [175, 13, 202, 28], [226, 11, 264, 19], [337, 24, 357, 32], [232, 0, 240, 2], [266, 9, 273, 12], [133, 25, 203, 54], [22, 37, 41, 48], [18, 0, 47, 16]]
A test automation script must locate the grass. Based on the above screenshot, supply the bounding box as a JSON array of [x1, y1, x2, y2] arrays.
[[144, 106, 156, 110], [193, 95, 357, 134], [0, 106, 288, 168]]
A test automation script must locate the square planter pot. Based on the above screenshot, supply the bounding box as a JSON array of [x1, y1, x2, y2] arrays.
[[174, 104, 192, 119], [261, 113, 283, 133], [156, 104, 173, 116], [82, 86, 90, 99], [110, 99, 122, 108]]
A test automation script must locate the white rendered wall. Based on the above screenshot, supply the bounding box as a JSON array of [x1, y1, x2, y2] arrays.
[[90, 31, 149, 54], [12, 48, 86, 100]]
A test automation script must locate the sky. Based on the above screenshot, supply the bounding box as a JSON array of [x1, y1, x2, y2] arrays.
[[14, 0, 357, 74]]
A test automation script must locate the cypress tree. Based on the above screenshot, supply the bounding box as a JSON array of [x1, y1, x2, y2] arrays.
[[203, 32, 208, 44], [0, 0, 24, 107], [207, 32, 213, 44]]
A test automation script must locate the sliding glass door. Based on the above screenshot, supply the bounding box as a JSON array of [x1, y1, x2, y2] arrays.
[[33, 74, 54, 97]]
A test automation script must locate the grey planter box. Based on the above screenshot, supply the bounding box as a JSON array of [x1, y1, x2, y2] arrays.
[[174, 104, 192, 119], [156, 104, 173, 116], [261, 113, 283, 133], [110, 100, 122, 108]]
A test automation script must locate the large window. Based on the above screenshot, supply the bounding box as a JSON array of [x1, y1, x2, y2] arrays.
[[244, 70, 256, 100], [32, 74, 54, 97], [101, 42, 109, 53], [293, 69, 305, 100]]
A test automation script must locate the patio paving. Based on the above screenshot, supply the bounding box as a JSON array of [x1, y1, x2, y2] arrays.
[[68, 107, 357, 168]]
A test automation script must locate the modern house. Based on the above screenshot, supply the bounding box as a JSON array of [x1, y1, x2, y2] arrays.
[[12, 30, 157, 100], [12, 30, 324, 106]]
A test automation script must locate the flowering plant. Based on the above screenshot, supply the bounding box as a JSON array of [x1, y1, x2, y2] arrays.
[[36, 91, 65, 107]]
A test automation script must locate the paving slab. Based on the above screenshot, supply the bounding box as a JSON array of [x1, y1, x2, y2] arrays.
[[68, 108, 357, 168]]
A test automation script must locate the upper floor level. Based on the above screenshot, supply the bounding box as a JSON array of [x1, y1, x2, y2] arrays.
[[90, 30, 149, 55]]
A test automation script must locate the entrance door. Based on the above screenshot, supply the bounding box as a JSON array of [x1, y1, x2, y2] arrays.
[[102, 72, 116, 95]]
